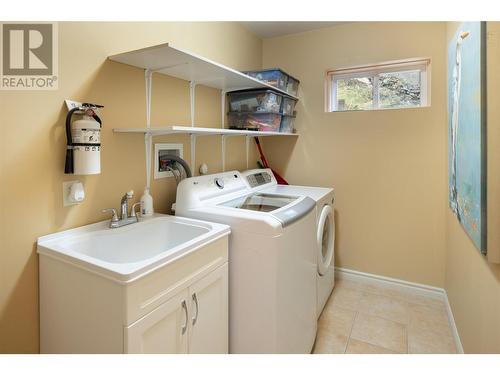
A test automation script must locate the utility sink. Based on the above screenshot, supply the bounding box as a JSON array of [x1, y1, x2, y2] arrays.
[[37, 214, 230, 282]]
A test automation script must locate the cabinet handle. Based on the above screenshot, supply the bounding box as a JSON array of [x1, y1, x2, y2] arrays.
[[181, 300, 188, 335], [192, 293, 199, 325]]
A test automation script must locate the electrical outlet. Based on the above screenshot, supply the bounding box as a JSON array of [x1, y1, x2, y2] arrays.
[[63, 180, 84, 207]]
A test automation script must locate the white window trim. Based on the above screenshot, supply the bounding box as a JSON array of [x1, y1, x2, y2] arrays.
[[325, 58, 431, 112]]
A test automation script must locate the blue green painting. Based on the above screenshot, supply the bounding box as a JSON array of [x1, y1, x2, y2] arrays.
[[448, 21, 487, 253]]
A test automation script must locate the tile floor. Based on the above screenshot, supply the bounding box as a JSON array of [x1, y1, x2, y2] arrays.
[[312, 278, 458, 354]]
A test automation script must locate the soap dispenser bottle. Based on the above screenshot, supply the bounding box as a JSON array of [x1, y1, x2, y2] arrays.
[[140, 187, 154, 216]]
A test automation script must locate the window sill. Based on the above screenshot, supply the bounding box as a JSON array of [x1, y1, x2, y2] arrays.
[[326, 104, 431, 113]]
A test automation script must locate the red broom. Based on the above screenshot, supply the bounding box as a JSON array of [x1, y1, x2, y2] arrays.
[[254, 137, 288, 185]]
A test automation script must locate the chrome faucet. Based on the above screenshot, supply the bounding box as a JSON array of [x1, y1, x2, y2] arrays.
[[120, 191, 133, 220], [102, 190, 141, 228]]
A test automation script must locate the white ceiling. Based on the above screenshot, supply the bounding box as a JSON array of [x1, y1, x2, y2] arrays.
[[240, 22, 345, 39]]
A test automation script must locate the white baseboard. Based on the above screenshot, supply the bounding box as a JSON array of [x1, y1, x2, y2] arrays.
[[443, 292, 465, 354], [335, 267, 464, 353]]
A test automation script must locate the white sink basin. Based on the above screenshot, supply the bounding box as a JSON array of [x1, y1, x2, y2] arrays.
[[37, 214, 230, 282]]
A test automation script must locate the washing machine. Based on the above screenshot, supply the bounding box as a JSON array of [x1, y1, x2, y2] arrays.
[[175, 170, 318, 353], [242, 169, 335, 317]]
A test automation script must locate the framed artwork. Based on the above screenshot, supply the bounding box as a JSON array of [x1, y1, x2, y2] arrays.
[[448, 21, 487, 253]]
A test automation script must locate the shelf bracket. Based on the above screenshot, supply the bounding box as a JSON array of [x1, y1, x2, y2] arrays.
[[245, 135, 251, 169], [190, 134, 197, 174], [145, 69, 153, 128], [145, 69, 153, 190], [221, 135, 227, 172], [189, 81, 197, 127], [221, 90, 226, 129]]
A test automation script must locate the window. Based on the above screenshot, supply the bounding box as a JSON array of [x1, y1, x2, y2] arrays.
[[326, 59, 430, 112]]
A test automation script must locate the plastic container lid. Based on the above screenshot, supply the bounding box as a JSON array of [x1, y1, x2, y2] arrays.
[[242, 68, 300, 84]]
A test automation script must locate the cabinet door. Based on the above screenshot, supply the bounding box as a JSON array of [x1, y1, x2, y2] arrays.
[[188, 263, 228, 354], [125, 289, 189, 354]]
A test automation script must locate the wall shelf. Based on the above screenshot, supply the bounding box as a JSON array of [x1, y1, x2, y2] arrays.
[[113, 126, 298, 137], [114, 126, 297, 171], [108, 42, 299, 179], [108, 43, 298, 100]]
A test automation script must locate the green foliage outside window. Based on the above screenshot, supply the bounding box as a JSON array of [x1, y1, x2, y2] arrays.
[[336, 70, 421, 111]]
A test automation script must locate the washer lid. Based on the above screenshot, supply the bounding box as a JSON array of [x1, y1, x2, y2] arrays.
[[220, 193, 297, 212], [219, 193, 315, 227]]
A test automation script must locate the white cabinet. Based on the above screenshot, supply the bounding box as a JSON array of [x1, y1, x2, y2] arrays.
[[188, 262, 228, 354], [124, 263, 228, 354], [125, 289, 189, 354], [39, 234, 229, 354]]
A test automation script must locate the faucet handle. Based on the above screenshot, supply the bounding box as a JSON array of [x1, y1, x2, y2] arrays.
[[102, 208, 119, 222], [131, 202, 141, 219]]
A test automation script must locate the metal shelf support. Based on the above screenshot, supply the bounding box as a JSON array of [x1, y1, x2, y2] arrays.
[[246, 135, 251, 169], [221, 135, 227, 172], [145, 69, 153, 190], [190, 134, 197, 175], [190, 81, 197, 127], [221, 90, 226, 129]]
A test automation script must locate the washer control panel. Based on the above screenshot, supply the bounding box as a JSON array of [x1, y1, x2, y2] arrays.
[[246, 171, 272, 188]]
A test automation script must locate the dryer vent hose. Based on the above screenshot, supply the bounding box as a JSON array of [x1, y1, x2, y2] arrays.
[[159, 154, 192, 179]]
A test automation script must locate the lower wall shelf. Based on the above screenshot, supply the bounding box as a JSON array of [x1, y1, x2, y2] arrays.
[[113, 125, 297, 174], [112, 125, 298, 137]]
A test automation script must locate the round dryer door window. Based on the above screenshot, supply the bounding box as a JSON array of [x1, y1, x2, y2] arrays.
[[317, 205, 334, 276]]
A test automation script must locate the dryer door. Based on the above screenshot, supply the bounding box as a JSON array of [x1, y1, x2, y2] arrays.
[[317, 205, 334, 276]]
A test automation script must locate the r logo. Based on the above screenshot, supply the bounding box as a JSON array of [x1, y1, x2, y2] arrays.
[[2, 23, 53, 75], [1, 22, 58, 89]]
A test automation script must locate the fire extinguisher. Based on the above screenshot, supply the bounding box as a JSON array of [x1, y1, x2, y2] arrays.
[[64, 103, 103, 175]]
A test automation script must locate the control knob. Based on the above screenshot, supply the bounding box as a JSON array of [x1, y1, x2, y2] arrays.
[[214, 177, 224, 189]]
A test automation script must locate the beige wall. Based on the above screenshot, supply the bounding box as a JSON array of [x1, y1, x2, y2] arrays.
[[444, 22, 500, 354], [0, 22, 262, 353], [446, 213, 500, 353], [262, 22, 448, 287], [2, 20, 498, 354]]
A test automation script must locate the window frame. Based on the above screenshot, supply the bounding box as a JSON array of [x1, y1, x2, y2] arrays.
[[326, 58, 431, 112]]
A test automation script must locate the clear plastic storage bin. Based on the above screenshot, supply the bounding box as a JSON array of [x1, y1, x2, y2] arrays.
[[228, 112, 282, 132], [279, 115, 296, 133], [286, 76, 300, 97], [281, 96, 298, 116], [243, 69, 288, 92], [227, 89, 282, 113], [243, 68, 300, 96]]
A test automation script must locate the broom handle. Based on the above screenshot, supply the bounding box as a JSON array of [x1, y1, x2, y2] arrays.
[[254, 138, 270, 168]]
